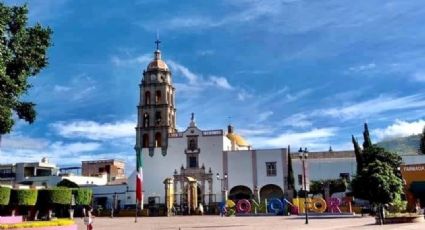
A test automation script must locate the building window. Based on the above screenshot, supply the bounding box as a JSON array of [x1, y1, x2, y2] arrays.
[[144, 91, 151, 105], [298, 174, 303, 185], [189, 156, 197, 168], [266, 162, 276, 176]]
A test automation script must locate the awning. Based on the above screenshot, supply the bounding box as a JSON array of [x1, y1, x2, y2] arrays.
[[410, 181, 425, 196]]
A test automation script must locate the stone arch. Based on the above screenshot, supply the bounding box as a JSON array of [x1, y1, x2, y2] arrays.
[[143, 112, 149, 128], [145, 91, 151, 105], [142, 134, 149, 148], [260, 184, 284, 201], [155, 132, 162, 147], [155, 90, 162, 104], [229, 185, 253, 201]]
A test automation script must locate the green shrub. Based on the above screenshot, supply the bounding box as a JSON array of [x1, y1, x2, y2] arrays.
[[12, 189, 38, 206], [74, 188, 92, 205], [0, 187, 11, 205], [48, 188, 72, 205]]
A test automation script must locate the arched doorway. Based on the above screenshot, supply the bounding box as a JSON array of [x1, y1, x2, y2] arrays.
[[260, 184, 284, 201], [229, 185, 253, 201], [144, 91, 151, 105], [155, 132, 162, 147], [142, 134, 149, 148]]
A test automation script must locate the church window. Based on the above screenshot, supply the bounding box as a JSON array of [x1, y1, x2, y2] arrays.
[[266, 162, 276, 176], [189, 156, 197, 168], [298, 174, 303, 185], [155, 111, 162, 125], [188, 138, 197, 150], [155, 132, 162, 147], [142, 134, 149, 148], [145, 91, 151, 105], [155, 90, 162, 104], [143, 113, 149, 127]]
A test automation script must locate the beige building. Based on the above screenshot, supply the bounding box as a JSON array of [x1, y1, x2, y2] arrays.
[[82, 159, 126, 184]]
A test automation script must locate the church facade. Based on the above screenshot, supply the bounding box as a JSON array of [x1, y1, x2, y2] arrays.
[[134, 43, 296, 212]]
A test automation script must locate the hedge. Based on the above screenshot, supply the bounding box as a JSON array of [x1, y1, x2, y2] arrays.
[[0, 187, 11, 205], [74, 188, 92, 205], [12, 189, 38, 206], [48, 188, 72, 205]]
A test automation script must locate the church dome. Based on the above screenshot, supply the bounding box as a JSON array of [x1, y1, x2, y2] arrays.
[[147, 50, 169, 71], [226, 133, 250, 147]]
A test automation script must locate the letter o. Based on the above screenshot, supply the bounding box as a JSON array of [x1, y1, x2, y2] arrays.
[[268, 198, 284, 214], [311, 198, 327, 213], [236, 199, 251, 213]]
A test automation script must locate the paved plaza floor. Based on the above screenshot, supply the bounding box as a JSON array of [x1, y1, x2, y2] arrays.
[[74, 215, 425, 230]]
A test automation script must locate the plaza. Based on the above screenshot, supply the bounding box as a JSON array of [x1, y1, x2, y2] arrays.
[[74, 216, 425, 230]]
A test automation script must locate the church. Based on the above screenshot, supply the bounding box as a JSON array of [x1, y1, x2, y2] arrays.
[[132, 41, 308, 214]]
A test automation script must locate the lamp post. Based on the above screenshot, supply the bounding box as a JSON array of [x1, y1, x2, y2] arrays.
[[299, 147, 309, 224], [216, 173, 228, 203]]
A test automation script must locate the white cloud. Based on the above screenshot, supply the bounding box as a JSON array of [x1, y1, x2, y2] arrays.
[[168, 60, 234, 91], [168, 60, 199, 85], [197, 50, 215, 56], [258, 111, 274, 122], [247, 127, 337, 150], [0, 138, 102, 165], [53, 85, 71, 92], [281, 113, 312, 128], [51, 120, 135, 140], [412, 71, 425, 82], [348, 63, 376, 72], [208, 76, 233, 90], [314, 94, 425, 120], [1, 134, 49, 150], [111, 53, 151, 67], [373, 119, 425, 141]]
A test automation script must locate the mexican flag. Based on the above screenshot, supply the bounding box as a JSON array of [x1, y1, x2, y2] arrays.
[[136, 148, 143, 209]]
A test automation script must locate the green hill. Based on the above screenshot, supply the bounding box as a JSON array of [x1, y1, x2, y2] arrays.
[[377, 134, 421, 155]]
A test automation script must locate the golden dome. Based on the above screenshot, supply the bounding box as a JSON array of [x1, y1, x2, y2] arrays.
[[147, 59, 169, 71], [226, 133, 250, 147], [147, 50, 169, 71]]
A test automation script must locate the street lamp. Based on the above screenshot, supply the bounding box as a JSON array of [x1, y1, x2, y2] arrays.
[[299, 147, 309, 224], [216, 173, 228, 203]]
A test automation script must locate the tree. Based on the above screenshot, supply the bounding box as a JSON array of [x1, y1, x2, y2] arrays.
[[0, 3, 52, 135], [352, 160, 402, 205], [420, 126, 425, 155], [363, 123, 373, 149], [351, 145, 403, 224], [352, 135, 363, 173], [287, 145, 295, 192]]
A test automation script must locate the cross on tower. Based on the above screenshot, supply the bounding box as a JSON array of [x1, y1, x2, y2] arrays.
[[155, 39, 161, 50]]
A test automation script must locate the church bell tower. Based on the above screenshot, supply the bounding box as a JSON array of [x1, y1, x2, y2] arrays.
[[136, 39, 177, 156]]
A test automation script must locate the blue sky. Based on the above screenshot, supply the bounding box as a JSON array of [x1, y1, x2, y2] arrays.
[[1, 0, 425, 173]]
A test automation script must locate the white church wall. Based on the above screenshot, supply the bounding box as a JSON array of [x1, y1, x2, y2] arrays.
[[308, 158, 356, 181], [256, 149, 286, 192], [196, 134, 226, 202], [227, 150, 253, 194], [142, 147, 184, 204]]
